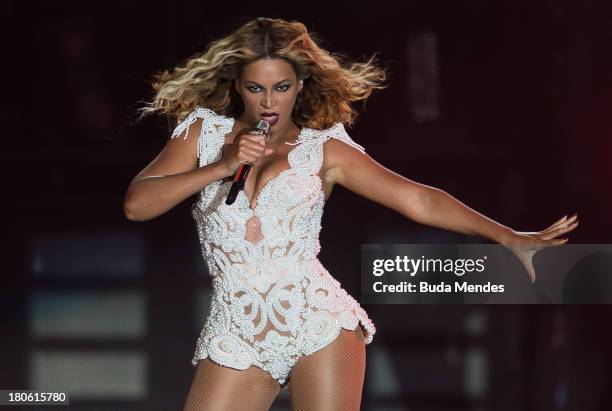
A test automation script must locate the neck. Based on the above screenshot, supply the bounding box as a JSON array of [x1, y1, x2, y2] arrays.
[[267, 122, 296, 143]]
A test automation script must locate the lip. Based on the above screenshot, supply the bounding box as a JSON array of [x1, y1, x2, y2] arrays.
[[260, 112, 279, 126]]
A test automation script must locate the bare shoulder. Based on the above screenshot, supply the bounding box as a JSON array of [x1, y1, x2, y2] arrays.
[[321, 136, 368, 186], [129, 116, 204, 185]]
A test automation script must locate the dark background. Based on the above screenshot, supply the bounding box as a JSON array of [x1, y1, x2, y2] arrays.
[[3, 0, 611, 410]]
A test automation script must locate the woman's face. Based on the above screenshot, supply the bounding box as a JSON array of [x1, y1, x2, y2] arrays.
[[235, 58, 303, 133]]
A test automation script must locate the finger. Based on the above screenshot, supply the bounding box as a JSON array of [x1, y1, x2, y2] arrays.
[[238, 146, 265, 163], [545, 236, 570, 246], [541, 215, 577, 234], [543, 214, 569, 231], [543, 214, 567, 231], [247, 134, 266, 144], [240, 134, 262, 144], [250, 136, 268, 150], [240, 132, 265, 142], [252, 146, 271, 159], [555, 220, 579, 237], [239, 139, 267, 154], [246, 144, 274, 161], [552, 237, 569, 245], [551, 214, 568, 227], [539, 221, 578, 240], [563, 214, 578, 225], [244, 135, 271, 154], [533, 237, 568, 252]]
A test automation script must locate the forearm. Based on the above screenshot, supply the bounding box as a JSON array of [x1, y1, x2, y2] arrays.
[[414, 187, 516, 245], [123, 161, 229, 222]]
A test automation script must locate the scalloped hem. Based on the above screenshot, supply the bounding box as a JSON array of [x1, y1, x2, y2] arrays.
[[191, 318, 375, 390], [343, 317, 376, 345]]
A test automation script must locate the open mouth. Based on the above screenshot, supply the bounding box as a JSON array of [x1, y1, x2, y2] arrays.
[[260, 112, 279, 126]]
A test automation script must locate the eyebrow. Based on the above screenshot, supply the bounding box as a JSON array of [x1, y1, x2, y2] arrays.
[[244, 79, 292, 87]]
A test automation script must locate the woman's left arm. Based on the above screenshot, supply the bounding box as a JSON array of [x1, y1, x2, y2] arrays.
[[324, 139, 578, 281], [326, 139, 514, 243], [324, 139, 578, 282]]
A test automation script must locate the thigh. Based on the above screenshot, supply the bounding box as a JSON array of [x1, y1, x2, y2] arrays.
[[183, 357, 281, 411], [288, 325, 366, 411]]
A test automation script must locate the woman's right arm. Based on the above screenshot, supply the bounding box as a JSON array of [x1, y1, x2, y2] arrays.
[[123, 117, 230, 222]]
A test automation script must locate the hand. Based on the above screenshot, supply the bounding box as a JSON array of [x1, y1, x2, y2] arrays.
[[219, 128, 274, 177], [502, 214, 579, 283]]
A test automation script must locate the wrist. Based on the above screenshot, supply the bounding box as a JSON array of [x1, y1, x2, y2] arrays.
[[214, 159, 233, 179], [497, 227, 518, 247]]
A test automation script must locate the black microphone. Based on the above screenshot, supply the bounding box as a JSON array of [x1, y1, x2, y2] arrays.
[[225, 119, 270, 205]]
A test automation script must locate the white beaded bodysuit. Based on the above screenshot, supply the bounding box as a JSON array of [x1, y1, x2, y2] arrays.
[[172, 107, 376, 388]]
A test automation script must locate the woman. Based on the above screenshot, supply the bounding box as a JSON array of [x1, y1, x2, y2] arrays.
[[124, 17, 578, 410]]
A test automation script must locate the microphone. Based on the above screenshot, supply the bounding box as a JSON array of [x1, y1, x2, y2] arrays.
[[225, 119, 270, 205]]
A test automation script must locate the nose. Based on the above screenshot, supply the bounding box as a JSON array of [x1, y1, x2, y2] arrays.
[[260, 90, 276, 109]]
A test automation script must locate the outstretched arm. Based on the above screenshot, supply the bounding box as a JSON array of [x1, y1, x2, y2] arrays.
[[324, 139, 578, 282], [324, 138, 516, 244]]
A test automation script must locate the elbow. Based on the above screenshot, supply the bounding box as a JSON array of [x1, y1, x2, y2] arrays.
[[123, 194, 147, 222], [123, 200, 140, 222], [123, 182, 153, 222]]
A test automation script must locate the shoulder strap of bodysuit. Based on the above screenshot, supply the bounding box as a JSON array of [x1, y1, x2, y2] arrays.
[[287, 123, 366, 153], [317, 123, 366, 154], [170, 106, 234, 167], [285, 122, 366, 174]]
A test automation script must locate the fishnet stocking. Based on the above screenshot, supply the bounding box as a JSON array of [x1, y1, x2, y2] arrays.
[[287, 325, 366, 411], [183, 357, 281, 411]]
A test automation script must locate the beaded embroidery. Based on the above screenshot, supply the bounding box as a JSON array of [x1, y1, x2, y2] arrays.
[[172, 106, 376, 387]]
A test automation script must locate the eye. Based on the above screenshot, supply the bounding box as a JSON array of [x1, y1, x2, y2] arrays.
[[275, 84, 290, 92], [247, 85, 262, 93]]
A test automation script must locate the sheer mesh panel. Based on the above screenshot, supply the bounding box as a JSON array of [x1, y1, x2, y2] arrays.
[[288, 326, 366, 410], [183, 358, 280, 411]]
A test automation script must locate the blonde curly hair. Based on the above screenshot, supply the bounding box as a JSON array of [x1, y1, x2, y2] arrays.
[[139, 17, 387, 130]]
